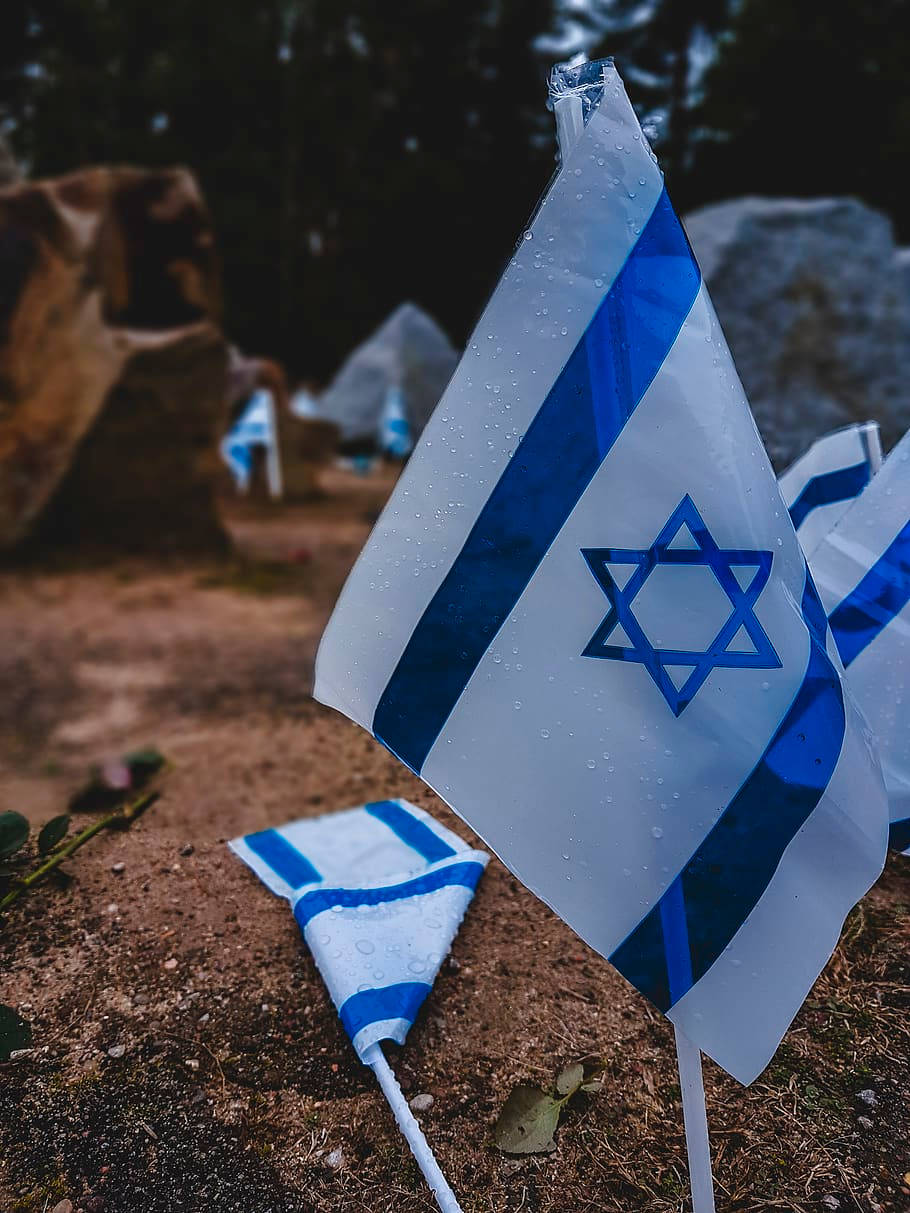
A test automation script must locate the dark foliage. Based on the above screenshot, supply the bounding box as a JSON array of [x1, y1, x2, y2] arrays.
[[1, 0, 908, 381]]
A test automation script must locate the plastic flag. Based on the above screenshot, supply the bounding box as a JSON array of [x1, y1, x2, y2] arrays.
[[779, 422, 881, 558], [809, 429, 910, 852], [314, 58, 887, 1087]]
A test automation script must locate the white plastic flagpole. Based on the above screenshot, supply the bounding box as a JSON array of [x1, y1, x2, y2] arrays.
[[862, 420, 883, 475], [363, 1041, 464, 1213], [674, 1024, 717, 1213]]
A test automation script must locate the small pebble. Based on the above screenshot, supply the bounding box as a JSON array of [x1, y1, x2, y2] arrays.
[[185, 1058, 200, 1071], [106, 904, 119, 915], [857, 1115, 873, 1130], [180, 843, 195, 857], [111, 862, 125, 875], [325, 1147, 345, 1171], [163, 958, 178, 971], [51, 1201, 73, 1213], [107, 1044, 126, 1059], [8, 1048, 33, 1062], [409, 1093, 434, 1113], [856, 1088, 878, 1107]]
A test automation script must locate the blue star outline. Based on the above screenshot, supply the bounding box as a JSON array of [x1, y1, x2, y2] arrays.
[[581, 495, 782, 715]]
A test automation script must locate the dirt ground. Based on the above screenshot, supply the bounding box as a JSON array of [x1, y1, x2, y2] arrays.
[[1, 466, 909, 1213]]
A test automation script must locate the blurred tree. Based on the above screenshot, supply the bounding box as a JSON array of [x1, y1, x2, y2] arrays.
[[692, 0, 910, 237], [0, 0, 558, 379]]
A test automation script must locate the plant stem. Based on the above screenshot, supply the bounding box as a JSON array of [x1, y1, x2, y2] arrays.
[[0, 789, 160, 918]]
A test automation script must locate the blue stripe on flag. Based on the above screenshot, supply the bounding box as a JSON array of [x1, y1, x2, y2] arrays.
[[659, 876, 694, 1004], [828, 520, 910, 668], [244, 828, 321, 889], [365, 800, 456, 863], [338, 981, 431, 1040], [372, 188, 701, 774], [889, 818, 910, 853], [788, 461, 871, 531], [293, 860, 485, 929], [610, 574, 845, 1012]]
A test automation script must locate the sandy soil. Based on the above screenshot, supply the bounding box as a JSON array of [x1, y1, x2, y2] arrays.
[[1, 467, 909, 1213]]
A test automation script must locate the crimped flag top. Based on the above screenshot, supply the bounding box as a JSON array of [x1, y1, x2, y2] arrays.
[[315, 59, 888, 1084]]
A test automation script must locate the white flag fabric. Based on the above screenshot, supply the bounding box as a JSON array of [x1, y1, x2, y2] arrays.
[[230, 800, 487, 1058], [808, 430, 910, 854], [779, 422, 881, 559], [314, 61, 887, 1084]]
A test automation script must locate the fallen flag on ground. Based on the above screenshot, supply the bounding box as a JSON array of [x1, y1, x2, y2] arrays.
[[230, 799, 487, 1211], [808, 428, 910, 853], [779, 421, 882, 558], [314, 56, 888, 1089]]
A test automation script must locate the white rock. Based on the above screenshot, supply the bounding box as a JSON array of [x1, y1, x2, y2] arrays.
[[319, 303, 458, 445], [325, 1147, 345, 1171], [409, 1093, 435, 1113]]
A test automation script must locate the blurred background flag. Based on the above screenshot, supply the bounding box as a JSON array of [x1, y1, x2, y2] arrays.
[[378, 385, 414, 458], [314, 58, 888, 1088], [220, 387, 283, 498], [779, 422, 882, 558], [809, 429, 910, 854], [231, 799, 487, 1212]]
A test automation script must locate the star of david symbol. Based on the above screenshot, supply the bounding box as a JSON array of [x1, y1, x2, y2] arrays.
[[581, 495, 782, 715]]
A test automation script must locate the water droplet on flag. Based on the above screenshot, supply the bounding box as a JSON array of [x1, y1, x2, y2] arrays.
[[540, 729, 550, 739], [586, 759, 596, 769], [651, 826, 664, 839], [356, 940, 375, 955]]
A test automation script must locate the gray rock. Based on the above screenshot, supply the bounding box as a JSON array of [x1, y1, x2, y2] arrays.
[[319, 303, 458, 445], [856, 1087, 879, 1107], [684, 197, 910, 467], [107, 1044, 126, 1059], [409, 1092, 434, 1112]]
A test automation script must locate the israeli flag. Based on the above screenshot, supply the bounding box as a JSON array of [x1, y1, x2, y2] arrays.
[[808, 430, 910, 854], [779, 423, 882, 558], [230, 800, 487, 1058], [378, 385, 414, 458], [314, 61, 887, 1084], [221, 388, 283, 497]]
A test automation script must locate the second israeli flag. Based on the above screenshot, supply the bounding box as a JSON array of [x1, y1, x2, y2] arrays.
[[315, 61, 888, 1084]]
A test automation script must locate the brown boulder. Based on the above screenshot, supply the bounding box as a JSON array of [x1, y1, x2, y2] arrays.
[[0, 165, 229, 555]]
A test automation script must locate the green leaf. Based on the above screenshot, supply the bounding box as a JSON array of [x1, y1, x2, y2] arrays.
[[555, 1062, 585, 1097], [0, 812, 29, 860], [38, 814, 70, 855], [493, 1085, 561, 1154], [0, 1004, 31, 1060]]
